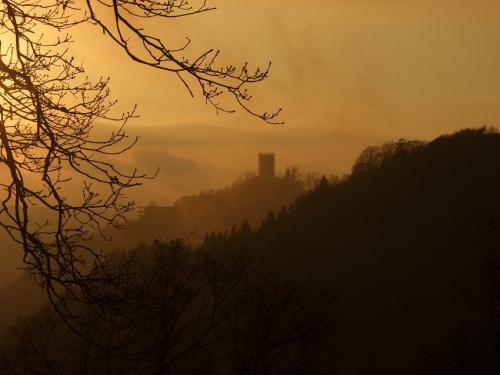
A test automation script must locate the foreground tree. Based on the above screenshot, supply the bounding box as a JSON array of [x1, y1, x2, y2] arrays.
[[0, 0, 279, 316], [422, 221, 500, 375], [0, 241, 335, 374]]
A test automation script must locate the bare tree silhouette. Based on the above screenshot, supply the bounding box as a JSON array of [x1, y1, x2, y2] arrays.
[[0, 0, 279, 324], [0, 242, 335, 375]]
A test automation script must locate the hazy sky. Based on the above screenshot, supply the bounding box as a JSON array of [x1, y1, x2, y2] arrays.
[[3, 0, 500, 286], [66, 0, 500, 202]]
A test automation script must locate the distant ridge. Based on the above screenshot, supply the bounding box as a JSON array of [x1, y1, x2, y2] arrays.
[[203, 127, 500, 375]]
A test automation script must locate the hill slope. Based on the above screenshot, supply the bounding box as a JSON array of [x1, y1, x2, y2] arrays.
[[97, 172, 304, 249], [0, 172, 305, 332], [204, 127, 500, 374]]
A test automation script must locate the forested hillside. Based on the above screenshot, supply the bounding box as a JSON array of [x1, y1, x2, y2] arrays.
[[203, 127, 500, 374], [0, 170, 305, 332], [96, 171, 305, 249], [4, 128, 500, 374]]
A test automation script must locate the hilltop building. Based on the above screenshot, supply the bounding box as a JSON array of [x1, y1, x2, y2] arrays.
[[258, 153, 275, 179]]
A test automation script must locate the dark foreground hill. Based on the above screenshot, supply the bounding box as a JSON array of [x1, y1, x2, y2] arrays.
[[0, 275, 46, 332], [0, 242, 337, 374], [204, 127, 500, 374]]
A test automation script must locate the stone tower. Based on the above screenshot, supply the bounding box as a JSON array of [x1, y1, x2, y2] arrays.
[[258, 153, 275, 179]]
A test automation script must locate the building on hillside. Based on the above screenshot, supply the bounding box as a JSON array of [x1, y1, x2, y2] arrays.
[[258, 153, 275, 179], [137, 204, 174, 219]]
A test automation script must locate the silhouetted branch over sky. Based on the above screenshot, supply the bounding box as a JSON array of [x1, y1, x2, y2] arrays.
[[0, 0, 278, 326]]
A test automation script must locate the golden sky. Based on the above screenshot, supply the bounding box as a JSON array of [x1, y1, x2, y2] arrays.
[[64, 0, 500, 201], [2, 0, 500, 285]]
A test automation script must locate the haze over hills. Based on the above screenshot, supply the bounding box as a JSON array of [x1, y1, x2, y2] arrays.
[[3, 0, 500, 372], [0, 121, 398, 287], [3, 127, 500, 374], [0, 207, 59, 287], [203, 127, 500, 374], [0, 153, 307, 331], [93, 160, 306, 250], [109, 123, 391, 205]]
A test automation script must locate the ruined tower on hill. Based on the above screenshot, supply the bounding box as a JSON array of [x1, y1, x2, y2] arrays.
[[258, 153, 275, 179]]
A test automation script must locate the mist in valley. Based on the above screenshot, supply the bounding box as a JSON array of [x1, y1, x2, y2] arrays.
[[3, 1, 500, 374]]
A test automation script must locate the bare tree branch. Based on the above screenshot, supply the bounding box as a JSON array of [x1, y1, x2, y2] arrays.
[[0, 0, 280, 325]]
